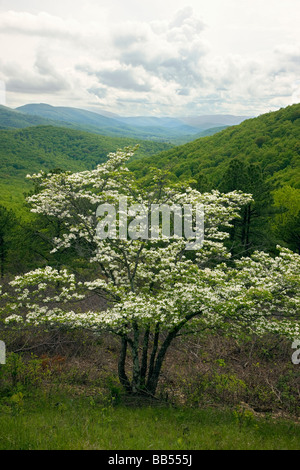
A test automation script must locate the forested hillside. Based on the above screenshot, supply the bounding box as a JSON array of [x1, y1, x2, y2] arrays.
[[0, 126, 172, 209], [129, 104, 300, 189], [129, 103, 300, 255]]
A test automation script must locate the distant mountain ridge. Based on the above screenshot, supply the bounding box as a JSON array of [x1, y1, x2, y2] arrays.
[[7, 103, 250, 142], [15, 103, 200, 141], [0, 105, 61, 129], [179, 114, 250, 128]]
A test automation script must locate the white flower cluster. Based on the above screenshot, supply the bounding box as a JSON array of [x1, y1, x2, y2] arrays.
[[1, 149, 299, 341]]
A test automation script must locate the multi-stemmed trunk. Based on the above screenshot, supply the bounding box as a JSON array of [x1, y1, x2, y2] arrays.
[[117, 313, 199, 397]]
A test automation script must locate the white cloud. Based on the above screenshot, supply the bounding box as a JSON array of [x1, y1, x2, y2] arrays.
[[0, 51, 69, 96], [0, 10, 82, 40], [0, 2, 299, 115]]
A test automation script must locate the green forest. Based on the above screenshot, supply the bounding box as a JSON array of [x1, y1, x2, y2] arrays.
[[0, 126, 172, 210], [130, 103, 300, 256]]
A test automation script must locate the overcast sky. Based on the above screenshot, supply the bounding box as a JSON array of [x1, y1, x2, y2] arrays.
[[0, 0, 299, 116]]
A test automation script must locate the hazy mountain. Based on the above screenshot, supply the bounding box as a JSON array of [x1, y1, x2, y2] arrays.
[[14, 103, 249, 142], [114, 115, 196, 130], [16, 103, 141, 133], [15, 104, 199, 141], [179, 114, 251, 129]]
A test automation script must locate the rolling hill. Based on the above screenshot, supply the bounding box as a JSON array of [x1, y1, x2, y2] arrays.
[[0, 126, 172, 211], [0, 105, 61, 129]]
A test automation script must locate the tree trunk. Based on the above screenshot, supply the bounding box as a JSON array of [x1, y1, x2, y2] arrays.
[[147, 322, 160, 385], [117, 313, 200, 397], [118, 337, 131, 392], [146, 313, 200, 396], [140, 326, 150, 389], [146, 327, 177, 395], [131, 322, 141, 393]]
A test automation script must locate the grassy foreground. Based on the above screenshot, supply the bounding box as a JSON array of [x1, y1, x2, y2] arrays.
[[0, 395, 299, 450]]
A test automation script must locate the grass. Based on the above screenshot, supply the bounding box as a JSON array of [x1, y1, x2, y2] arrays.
[[0, 394, 299, 450]]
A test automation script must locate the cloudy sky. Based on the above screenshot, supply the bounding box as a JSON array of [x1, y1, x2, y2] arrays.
[[0, 0, 299, 116]]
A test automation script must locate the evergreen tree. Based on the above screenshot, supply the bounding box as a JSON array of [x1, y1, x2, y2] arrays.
[[219, 159, 274, 257], [0, 205, 18, 278]]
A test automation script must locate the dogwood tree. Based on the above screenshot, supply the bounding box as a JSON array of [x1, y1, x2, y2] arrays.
[[2, 148, 299, 396]]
